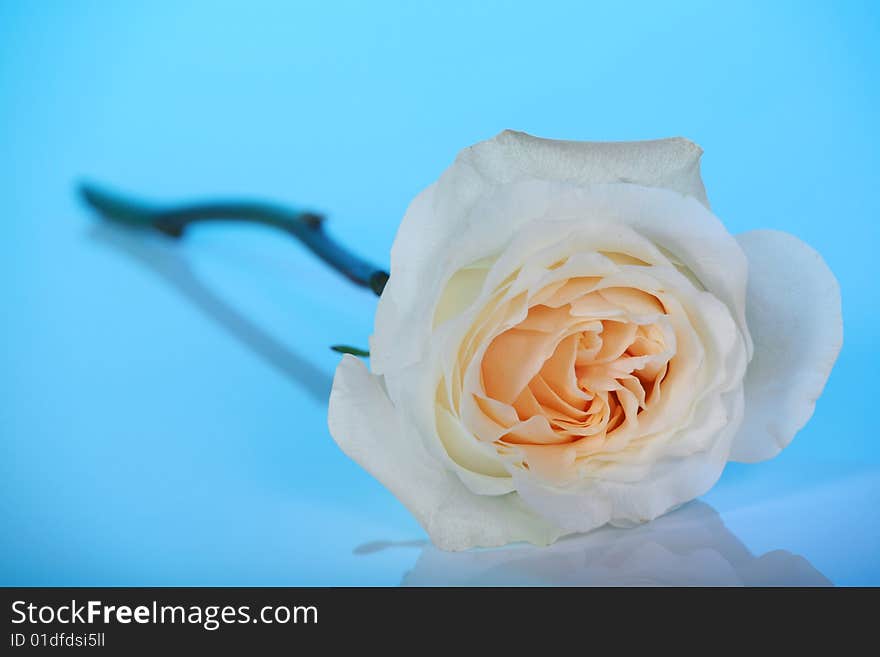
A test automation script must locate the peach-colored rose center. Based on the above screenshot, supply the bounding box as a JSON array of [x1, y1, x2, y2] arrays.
[[477, 280, 674, 478]]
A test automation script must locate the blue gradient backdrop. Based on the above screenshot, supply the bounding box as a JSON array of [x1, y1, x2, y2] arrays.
[[1, 1, 878, 585]]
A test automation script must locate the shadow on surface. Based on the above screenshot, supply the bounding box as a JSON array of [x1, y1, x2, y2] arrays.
[[89, 223, 333, 403], [360, 501, 831, 587]]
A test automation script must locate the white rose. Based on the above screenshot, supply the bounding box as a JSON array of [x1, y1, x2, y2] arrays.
[[328, 131, 842, 551]]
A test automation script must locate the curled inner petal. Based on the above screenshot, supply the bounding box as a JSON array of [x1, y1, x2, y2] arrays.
[[474, 280, 675, 482]]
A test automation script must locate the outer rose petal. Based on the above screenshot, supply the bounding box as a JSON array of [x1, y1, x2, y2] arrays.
[[462, 130, 710, 207], [730, 230, 843, 462], [328, 355, 563, 550]]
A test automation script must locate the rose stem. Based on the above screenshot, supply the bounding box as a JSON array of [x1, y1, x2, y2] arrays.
[[77, 182, 390, 296]]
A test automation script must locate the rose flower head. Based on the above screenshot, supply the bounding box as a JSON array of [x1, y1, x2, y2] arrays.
[[329, 131, 842, 550]]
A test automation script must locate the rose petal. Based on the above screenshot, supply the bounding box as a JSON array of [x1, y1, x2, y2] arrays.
[[730, 230, 842, 462], [435, 405, 514, 494], [463, 130, 710, 208], [328, 355, 562, 550]]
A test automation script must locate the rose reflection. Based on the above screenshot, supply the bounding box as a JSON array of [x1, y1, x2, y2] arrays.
[[400, 501, 830, 586]]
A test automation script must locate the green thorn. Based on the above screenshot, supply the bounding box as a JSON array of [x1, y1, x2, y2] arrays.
[[330, 345, 370, 357]]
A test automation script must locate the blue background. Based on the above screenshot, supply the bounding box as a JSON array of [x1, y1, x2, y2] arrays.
[[1, 0, 877, 585]]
